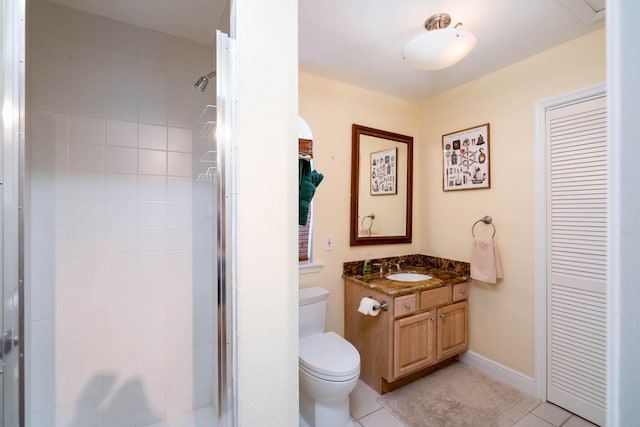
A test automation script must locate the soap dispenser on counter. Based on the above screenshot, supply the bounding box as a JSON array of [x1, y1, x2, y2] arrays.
[[362, 255, 372, 276]]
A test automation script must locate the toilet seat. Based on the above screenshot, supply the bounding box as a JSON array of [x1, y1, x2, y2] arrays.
[[299, 332, 360, 382]]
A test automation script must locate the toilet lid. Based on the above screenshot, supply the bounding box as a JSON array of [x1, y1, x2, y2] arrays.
[[299, 332, 360, 381]]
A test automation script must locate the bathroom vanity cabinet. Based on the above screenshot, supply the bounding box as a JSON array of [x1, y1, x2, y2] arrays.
[[345, 278, 468, 394]]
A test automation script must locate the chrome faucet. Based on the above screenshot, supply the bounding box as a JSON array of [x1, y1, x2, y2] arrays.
[[395, 258, 404, 271], [372, 263, 383, 277]]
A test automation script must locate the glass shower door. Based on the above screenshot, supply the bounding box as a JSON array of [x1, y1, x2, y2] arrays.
[[215, 29, 237, 427]]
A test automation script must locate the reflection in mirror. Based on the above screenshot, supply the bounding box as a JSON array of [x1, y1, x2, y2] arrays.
[[350, 124, 413, 246]]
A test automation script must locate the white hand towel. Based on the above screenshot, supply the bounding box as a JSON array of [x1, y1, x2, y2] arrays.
[[493, 239, 503, 280], [470, 238, 503, 284]]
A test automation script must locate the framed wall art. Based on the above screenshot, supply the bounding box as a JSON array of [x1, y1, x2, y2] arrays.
[[370, 148, 397, 195], [442, 123, 490, 191]]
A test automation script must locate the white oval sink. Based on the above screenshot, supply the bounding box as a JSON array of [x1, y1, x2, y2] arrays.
[[386, 272, 432, 282]]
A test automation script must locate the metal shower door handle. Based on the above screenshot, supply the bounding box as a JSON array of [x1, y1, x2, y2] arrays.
[[0, 329, 19, 374]]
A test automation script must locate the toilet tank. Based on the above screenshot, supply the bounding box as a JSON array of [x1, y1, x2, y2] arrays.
[[299, 287, 330, 337]]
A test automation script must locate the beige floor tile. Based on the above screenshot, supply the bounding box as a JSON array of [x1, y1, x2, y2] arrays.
[[563, 415, 599, 427], [512, 413, 555, 427], [531, 402, 572, 426], [349, 380, 382, 419], [358, 408, 407, 427]]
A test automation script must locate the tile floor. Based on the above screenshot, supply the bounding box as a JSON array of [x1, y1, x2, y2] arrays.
[[349, 380, 599, 427]]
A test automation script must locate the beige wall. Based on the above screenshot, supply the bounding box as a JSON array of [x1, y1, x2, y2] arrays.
[[299, 72, 418, 335], [236, 0, 299, 425], [299, 28, 605, 377], [416, 28, 605, 376]]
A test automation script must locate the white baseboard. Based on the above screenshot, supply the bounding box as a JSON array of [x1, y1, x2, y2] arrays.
[[460, 351, 537, 397]]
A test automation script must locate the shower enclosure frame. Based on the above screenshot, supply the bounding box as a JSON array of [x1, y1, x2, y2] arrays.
[[2, 0, 26, 425], [1, 0, 239, 425]]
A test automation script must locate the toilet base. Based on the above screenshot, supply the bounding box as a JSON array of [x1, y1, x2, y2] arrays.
[[299, 386, 354, 427]]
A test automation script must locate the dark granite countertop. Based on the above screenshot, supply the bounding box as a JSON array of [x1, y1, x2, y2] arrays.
[[344, 267, 468, 296], [343, 256, 469, 296]]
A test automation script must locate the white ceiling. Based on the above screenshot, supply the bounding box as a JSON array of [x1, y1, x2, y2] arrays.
[[50, 0, 604, 101], [299, 0, 605, 100]]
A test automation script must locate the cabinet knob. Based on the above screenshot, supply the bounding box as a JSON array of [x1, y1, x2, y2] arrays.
[[429, 317, 435, 321], [460, 290, 466, 294], [440, 313, 446, 319], [404, 303, 411, 309]]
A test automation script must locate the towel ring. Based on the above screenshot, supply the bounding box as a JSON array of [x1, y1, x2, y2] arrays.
[[361, 213, 375, 227], [361, 213, 375, 229], [472, 216, 496, 238], [360, 213, 375, 237]]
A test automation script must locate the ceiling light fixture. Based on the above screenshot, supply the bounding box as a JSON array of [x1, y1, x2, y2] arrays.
[[401, 13, 477, 70]]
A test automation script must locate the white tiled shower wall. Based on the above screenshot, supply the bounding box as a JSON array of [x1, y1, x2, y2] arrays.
[[28, 0, 217, 425]]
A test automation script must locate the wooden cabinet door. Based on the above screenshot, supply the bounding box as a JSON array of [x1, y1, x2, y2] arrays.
[[393, 311, 436, 379], [436, 301, 468, 361]]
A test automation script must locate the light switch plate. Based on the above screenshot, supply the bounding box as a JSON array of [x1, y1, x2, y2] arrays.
[[325, 235, 334, 251]]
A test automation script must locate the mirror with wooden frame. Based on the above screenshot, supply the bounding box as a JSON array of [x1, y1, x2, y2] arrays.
[[350, 124, 413, 246]]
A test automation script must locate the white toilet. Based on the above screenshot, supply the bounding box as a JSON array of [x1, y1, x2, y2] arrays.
[[299, 287, 360, 427]]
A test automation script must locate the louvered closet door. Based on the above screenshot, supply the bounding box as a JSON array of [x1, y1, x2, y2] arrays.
[[546, 95, 607, 426]]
